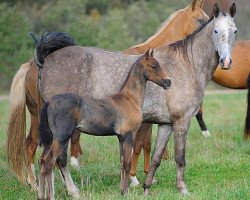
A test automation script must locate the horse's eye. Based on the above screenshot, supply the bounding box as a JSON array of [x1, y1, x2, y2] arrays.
[[234, 29, 237, 34], [198, 19, 204, 24], [214, 30, 218, 33]]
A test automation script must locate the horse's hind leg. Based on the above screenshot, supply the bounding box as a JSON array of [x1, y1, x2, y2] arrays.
[[58, 141, 80, 199], [38, 146, 50, 199], [196, 103, 211, 137], [143, 124, 172, 196], [70, 129, 82, 169], [26, 115, 39, 190], [118, 132, 135, 195], [38, 140, 63, 200]]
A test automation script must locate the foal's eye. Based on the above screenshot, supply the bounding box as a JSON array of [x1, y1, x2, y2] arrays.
[[234, 29, 237, 34], [149, 64, 156, 68], [214, 30, 218, 33]]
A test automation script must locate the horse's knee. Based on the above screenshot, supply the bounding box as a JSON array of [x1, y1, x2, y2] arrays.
[[174, 155, 186, 167], [151, 157, 161, 168]]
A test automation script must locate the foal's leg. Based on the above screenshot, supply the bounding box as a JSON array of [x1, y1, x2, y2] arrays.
[[70, 129, 83, 169], [58, 141, 80, 199], [143, 124, 173, 196], [38, 140, 63, 200], [38, 147, 49, 200], [26, 115, 39, 190], [118, 133, 135, 195], [173, 118, 191, 195], [195, 103, 211, 137], [129, 123, 151, 186]]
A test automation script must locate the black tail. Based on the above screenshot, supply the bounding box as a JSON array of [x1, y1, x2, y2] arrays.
[[244, 73, 250, 140], [39, 102, 53, 147], [29, 32, 77, 68]]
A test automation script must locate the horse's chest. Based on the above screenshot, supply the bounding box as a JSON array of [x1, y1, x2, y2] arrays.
[[116, 112, 142, 134]]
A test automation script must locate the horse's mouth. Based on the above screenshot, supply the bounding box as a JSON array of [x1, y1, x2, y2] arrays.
[[219, 58, 232, 70], [162, 79, 171, 90]]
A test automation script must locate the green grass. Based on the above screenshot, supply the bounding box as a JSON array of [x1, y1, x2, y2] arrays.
[[0, 92, 249, 199]]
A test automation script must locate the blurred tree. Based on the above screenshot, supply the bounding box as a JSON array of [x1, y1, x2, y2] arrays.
[[96, 9, 135, 50], [0, 3, 32, 91]]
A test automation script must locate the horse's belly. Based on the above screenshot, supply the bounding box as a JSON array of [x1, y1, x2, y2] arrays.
[[77, 120, 116, 136]]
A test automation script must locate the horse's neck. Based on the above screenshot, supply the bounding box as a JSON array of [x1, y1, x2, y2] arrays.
[[124, 11, 186, 54], [189, 19, 219, 89], [119, 63, 146, 107]]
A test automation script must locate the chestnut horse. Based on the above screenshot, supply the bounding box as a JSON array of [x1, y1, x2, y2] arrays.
[[36, 48, 170, 199], [6, 0, 209, 189], [33, 3, 237, 196]]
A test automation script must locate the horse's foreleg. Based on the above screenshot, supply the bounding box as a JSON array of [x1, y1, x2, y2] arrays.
[[143, 124, 172, 196], [173, 119, 191, 195], [195, 103, 211, 137], [118, 133, 134, 195], [70, 129, 82, 169], [58, 141, 80, 199], [26, 115, 39, 190]]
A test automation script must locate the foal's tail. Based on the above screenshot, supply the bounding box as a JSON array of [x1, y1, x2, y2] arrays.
[[39, 102, 53, 148], [244, 73, 250, 140], [7, 62, 31, 183], [29, 32, 77, 68]]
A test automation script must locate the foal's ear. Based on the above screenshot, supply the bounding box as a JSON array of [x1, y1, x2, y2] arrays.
[[191, 0, 204, 10], [229, 3, 236, 18], [145, 48, 150, 59], [150, 48, 154, 57], [213, 3, 220, 18]]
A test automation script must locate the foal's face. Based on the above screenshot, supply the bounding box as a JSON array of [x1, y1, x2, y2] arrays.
[[141, 51, 171, 90], [212, 3, 237, 70]]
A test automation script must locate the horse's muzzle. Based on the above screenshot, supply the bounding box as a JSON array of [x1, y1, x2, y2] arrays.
[[162, 79, 171, 90], [219, 58, 232, 70]]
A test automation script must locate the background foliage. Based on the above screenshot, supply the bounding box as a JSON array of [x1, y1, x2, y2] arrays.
[[0, 0, 249, 91]]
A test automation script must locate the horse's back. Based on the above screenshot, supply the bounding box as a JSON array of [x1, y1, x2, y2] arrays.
[[40, 46, 138, 101]]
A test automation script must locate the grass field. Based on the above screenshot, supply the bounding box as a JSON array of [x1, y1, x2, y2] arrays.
[[0, 92, 249, 199]]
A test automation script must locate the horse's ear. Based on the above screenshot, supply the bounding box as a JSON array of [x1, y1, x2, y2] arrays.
[[192, 0, 204, 10], [212, 3, 220, 18], [229, 3, 236, 18]]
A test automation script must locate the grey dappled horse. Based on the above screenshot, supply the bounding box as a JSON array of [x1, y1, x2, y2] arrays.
[[34, 3, 237, 197]]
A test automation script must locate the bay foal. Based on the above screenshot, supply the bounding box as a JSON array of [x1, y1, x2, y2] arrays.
[[38, 49, 171, 199]]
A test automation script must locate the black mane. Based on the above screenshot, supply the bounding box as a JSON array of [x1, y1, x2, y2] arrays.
[[30, 32, 77, 68]]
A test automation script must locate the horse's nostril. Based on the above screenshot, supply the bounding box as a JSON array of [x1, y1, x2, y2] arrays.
[[164, 79, 171, 87]]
